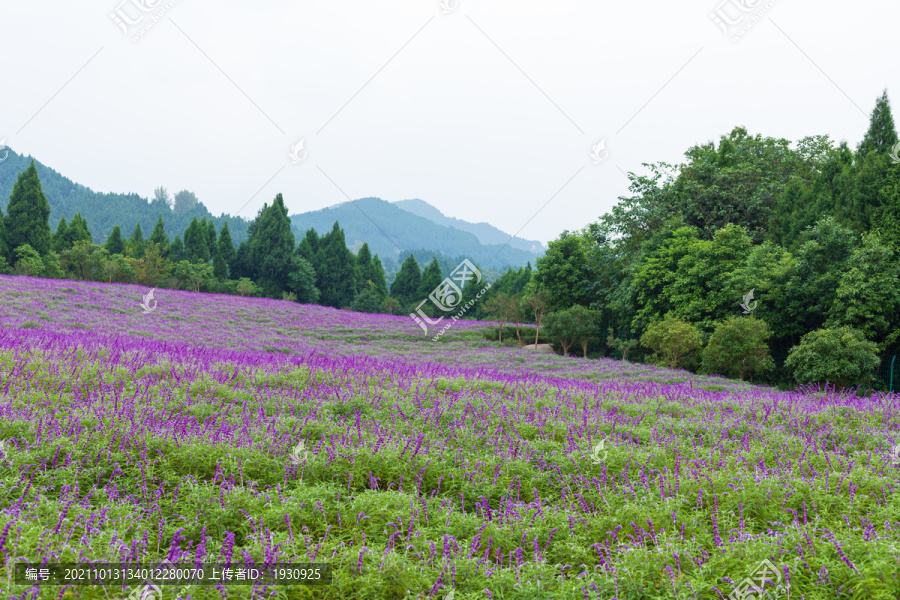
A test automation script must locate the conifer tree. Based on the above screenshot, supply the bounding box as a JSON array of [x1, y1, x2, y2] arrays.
[[857, 90, 899, 160], [104, 225, 125, 255], [52, 217, 70, 253], [418, 257, 443, 299], [4, 161, 52, 256], [316, 222, 357, 308], [168, 234, 184, 263], [149, 214, 169, 257], [217, 222, 235, 274], [390, 254, 422, 307], [183, 217, 210, 263], [128, 223, 145, 259], [205, 219, 218, 261]]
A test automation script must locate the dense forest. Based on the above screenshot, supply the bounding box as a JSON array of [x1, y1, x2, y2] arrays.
[[510, 90, 900, 389]]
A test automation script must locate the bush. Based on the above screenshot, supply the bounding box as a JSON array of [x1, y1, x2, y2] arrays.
[[13, 245, 44, 278], [351, 286, 382, 313], [784, 326, 880, 391], [640, 317, 703, 369], [702, 316, 775, 381]]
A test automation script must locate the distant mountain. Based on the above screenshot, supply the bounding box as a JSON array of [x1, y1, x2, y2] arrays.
[[394, 198, 545, 255], [290, 198, 537, 272], [0, 149, 250, 246]]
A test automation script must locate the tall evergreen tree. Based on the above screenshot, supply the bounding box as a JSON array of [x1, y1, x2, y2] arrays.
[[418, 257, 443, 299], [390, 254, 422, 307], [128, 223, 145, 259], [52, 217, 70, 253], [168, 235, 185, 263], [243, 194, 297, 297], [4, 161, 52, 256], [183, 217, 210, 263], [355, 243, 373, 291], [296, 228, 320, 263], [217, 222, 235, 274], [857, 90, 899, 160], [370, 254, 389, 299], [149, 214, 169, 256], [69, 214, 92, 243], [0, 208, 8, 265], [104, 225, 125, 255], [316, 222, 357, 308], [205, 219, 218, 261]]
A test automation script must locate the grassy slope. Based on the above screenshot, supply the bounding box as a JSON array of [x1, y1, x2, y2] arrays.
[[0, 275, 898, 600]]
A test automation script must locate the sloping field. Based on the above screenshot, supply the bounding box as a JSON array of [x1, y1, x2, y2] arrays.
[[0, 275, 898, 599]]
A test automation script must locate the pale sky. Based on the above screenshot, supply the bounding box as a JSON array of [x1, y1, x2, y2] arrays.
[[0, 0, 894, 244]]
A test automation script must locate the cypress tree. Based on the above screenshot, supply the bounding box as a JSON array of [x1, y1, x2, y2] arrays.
[[52, 217, 70, 253], [205, 219, 218, 261], [128, 223, 145, 258], [4, 161, 52, 256], [68, 214, 92, 245], [370, 254, 388, 299], [169, 235, 184, 263], [418, 257, 443, 299], [390, 255, 422, 307], [217, 221, 235, 268], [0, 208, 8, 264], [316, 221, 357, 308], [104, 225, 125, 255], [857, 90, 899, 160], [184, 217, 210, 263], [149, 214, 169, 256], [246, 194, 296, 297], [356, 243, 373, 290]]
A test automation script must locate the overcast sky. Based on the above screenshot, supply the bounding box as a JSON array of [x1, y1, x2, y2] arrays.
[[1, 0, 894, 245]]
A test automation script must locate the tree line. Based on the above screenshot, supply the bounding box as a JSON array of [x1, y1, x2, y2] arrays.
[[509, 90, 900, 390], [0, 166, 535, 318]]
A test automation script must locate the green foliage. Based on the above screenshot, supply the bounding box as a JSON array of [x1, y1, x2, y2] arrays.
[[127, 222, 145, 259], [640, 317, 703, 369], [418, 257, 443, 300], [785, 326, 880, 390], [606, 333, 638, 361], [827, 231, 900, 347], [103, 224, 125, 256], [183, 217, 210, 263], [149, 214, 169, 257], [542, 305, 600, 357], [235, 277, 256, 297], [4, 162, 52, 256], [168, 234, 184, 263], [701, 316, 774, 381], [287, 255, 319, 305], [12, 244, 44, 277], [856, 89, 898, 161], [390, 255, 422, 308], [533, 232, 591, 311], [351, 283, 383, 314], [314, 222, 357, 309]]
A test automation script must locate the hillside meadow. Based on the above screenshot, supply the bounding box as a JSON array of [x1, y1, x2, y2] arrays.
[[0, 275, 898, 599]]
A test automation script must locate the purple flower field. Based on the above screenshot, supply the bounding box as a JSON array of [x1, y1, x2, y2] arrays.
[[0, 275, 898, 600]]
